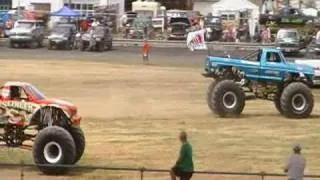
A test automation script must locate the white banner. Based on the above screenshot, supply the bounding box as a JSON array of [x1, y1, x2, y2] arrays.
[[186, 29, 207, 51]]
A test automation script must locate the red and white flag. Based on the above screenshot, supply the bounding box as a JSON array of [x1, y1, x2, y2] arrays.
[[186, 29, 207, 51]]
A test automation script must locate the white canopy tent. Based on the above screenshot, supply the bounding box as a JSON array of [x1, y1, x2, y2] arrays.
[[211, 0, 259, 37]]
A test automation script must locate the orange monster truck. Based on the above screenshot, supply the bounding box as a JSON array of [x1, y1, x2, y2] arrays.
[[0, 81, 85, 174]]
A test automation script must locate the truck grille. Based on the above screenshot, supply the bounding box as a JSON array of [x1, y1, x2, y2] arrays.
[[280, 43, 297, 47], [313, 76, 320, 80]]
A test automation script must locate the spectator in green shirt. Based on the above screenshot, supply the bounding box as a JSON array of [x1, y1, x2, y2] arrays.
[[170, 131, 194, 180]]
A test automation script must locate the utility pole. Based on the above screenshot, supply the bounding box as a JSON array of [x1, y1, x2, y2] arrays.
[[68, 0, 72, 8], [275, 0, 280, 13], [17, 0, 20, 20], [298, 0, 303, 9]]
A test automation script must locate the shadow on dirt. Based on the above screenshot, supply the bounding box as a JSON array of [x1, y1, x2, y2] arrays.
[[238, 113, 320, 120], [21, 166, 96, 177]]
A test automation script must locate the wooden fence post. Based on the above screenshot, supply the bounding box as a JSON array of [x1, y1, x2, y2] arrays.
[[140, 167, 145, 180], [20, 160, 24, 180], [260, 171, 265, 180]]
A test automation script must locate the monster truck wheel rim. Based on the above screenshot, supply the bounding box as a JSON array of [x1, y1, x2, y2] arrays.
[[43, 141, 62, 164], [292, 94, 307, 112], [223, 91, 237, 109]]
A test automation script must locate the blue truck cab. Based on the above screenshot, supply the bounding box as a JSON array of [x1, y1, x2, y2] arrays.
[[204, 48, 314, 84]]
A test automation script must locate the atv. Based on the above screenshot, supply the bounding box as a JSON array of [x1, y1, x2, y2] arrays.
[[0, 82, 85, 174], [203, 48, 314, 118]]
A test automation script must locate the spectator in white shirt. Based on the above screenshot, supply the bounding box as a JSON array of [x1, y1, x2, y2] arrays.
[[92, 19, 100, 27], [284, 144, 306, 180]]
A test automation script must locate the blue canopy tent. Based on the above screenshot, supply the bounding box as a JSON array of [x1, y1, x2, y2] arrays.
[[0, 12, 8, 22], [49, 6, 80, 17]]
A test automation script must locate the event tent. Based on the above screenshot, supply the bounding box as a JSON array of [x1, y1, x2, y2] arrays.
[[211, 0, 259, 36], [49, 6, 80, 17]]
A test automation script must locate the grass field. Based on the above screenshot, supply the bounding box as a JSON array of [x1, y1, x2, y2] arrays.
[[0, 60, 320, 180]]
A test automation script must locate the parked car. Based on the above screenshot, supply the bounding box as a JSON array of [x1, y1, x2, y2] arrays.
[[308, 34, 320, 55], [127, 17, 153, 39], [48, 24, 77, 50], [259, 7, 311, 25], [275, 29, 302, 54], [167, 17, 191, 40], [79, 26, 112, 52], [204, 16, 222, 41], [9, 20, 45, 48]]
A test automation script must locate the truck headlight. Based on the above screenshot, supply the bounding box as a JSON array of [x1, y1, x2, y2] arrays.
[[206, 28, 212, 32], [95, 38, 101, 41]]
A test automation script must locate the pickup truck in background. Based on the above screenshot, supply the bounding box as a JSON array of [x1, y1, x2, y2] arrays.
[[203, 48, 315, 119], [259, 7, 311, 25], [275, 29, 306, 54]]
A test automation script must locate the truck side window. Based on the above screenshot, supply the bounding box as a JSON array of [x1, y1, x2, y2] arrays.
[[257, 51, 262, 62], [266, 52, 281, 63]]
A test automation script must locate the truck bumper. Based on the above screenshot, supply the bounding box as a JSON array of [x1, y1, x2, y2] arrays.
[[202, 70, 214, 77], [168, 34, 187, 40], [71, 114, 81, 125], [49, 39, 67, 46], [277, 47, 300, 53], [312, 76, 320, 86], [10, 36, 33, 43]]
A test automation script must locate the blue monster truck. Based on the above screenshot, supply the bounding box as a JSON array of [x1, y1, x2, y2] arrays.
[[203, 48, 315, 118]]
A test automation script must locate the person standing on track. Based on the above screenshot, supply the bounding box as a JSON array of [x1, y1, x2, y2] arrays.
[[170, 131, 194, 180], [142, 39, 150, 63], [80, 19, 89, 32], [284, 144, 306, 180]]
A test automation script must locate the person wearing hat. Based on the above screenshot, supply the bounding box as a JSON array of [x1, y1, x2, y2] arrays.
[[170, 131, 194, 180], [284, 144, 306, 180]]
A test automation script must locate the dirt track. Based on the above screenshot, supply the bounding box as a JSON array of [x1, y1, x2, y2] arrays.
[[0, 59, 320, 180]]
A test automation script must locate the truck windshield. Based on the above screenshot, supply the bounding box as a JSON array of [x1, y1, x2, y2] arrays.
[[277, 31, 298, 39], [205, 17, 221, 24], [25, 85, 46, 100], [53, 26, 71, 33]]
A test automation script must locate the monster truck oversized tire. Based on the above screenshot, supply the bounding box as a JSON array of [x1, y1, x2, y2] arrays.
[[33, 126, 76, 174], [79, 41, 85, 51], [280, 82, 314, 118], [97, 42, 104, 52], [274, 88, 284, 115], [107, 41, 112, 50], [207, 80, 220, 111], [9, 40, 14, 48], [207, 80, 245, 117], [69, 127, 85, 164]]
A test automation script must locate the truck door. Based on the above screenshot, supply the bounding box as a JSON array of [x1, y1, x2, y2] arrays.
[[260, 51, 286, 82]]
